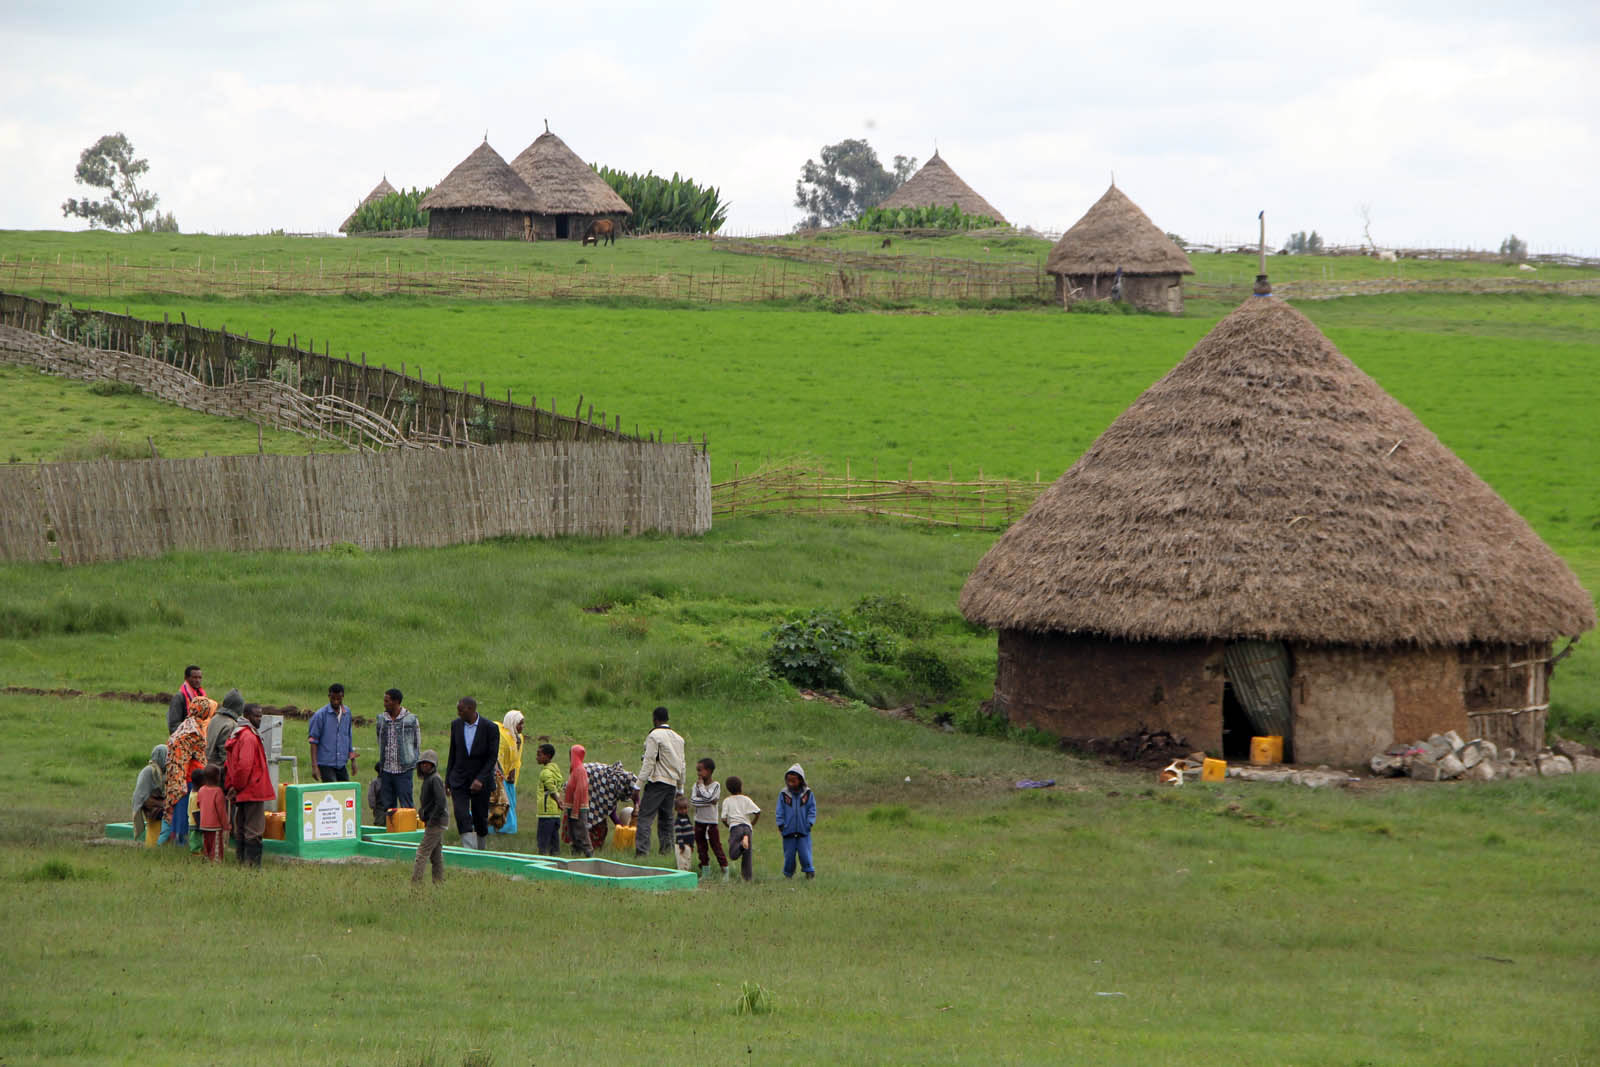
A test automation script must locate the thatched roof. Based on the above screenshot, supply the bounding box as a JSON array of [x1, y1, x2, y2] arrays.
[[510, 130, 632, 216], [1045, 184, 1193, 276], [878, 152, 1006, 222], [418, 142, 537, 212], [960, 296, 1595, 646], [339, 177, 397, 233]]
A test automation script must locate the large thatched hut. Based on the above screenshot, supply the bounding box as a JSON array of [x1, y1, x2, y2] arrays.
[[878, 151, 1006, 223], [510, 128, 632, 241], [1047, 184, 1193, 314], [338, 177, 397, 233], [960, 291, 1593, 766], [418, 141, 537, 240]]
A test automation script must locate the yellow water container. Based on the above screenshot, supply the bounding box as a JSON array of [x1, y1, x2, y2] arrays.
[[386, 808, 420, 833], [1202, 757, 1227, 782], [1250, 736, 1284, 765], [144, 819, 163, 847], [612, 825, 636, 852], [276, 783, 287, 813], [263, 811, 286, 841]]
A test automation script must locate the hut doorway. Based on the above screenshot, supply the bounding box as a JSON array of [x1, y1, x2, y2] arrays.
[[555, 215, 571, 239], [1223, 640, 1295, 761], [1221, 682, 1253, 760]]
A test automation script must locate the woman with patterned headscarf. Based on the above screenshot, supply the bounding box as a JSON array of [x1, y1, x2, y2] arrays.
[[164, 695, 216, 848]]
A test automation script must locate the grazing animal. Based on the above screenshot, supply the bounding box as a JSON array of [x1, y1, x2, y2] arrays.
[[584, 218, 616, 246], [1376, 249, 1397, 262], [880, 237, 892, 249]]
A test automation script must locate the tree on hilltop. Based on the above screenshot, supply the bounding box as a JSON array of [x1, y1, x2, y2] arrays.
[[794, 139, 916, 230], [61, 133, 178, 232]]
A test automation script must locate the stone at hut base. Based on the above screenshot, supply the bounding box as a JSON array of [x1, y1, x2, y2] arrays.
[[1552, 738, 1590, 761], [1442, 730, 1464, 751], [1458, 743, 1483, 770], [1466, 761, 1496, 782], [1408, 760, 1443, 782], [1476, 740, 1498, 763], [1537, 754, 1574, 777], [1436, 754, 1466, 779], [1572, 754, 1600, 775], [1423, 736, 1454, 761], [1502, 761, 1533, 779], [1370, 754, 1404, 777]]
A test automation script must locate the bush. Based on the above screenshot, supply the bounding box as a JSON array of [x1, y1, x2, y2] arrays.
[[1499, 234, 1528, 262], [897, 645, 962, 698], [851, 593, 934, 637], [593, 166, 728, 234], [852, 204, 999, 231], [88, 381, 141, 397], [766, 610, 859, 690], [345, 188, 431, 234]]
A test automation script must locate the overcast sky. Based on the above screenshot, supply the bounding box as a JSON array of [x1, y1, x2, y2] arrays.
[[3, 0, 1596, 252]]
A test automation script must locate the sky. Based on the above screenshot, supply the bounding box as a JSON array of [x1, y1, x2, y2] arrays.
[[2, 0, 1597, 253]]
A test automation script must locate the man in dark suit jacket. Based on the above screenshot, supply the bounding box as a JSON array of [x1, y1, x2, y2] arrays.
[[446, 696, 499, 850]]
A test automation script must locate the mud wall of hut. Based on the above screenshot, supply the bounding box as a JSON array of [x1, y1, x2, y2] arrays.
[[427, 208, 529, 241], [993, 631, 1224, 750], [1290, 646, 1467, 766], [1053, 272, 1183, 314], [530, 213, 626, 241]]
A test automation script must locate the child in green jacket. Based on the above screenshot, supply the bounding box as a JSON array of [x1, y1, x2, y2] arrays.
[[534, 743, 564, 856]]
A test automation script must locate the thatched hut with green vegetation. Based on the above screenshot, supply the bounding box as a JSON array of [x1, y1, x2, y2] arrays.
[[1046, 184, 1193, 314], [878, 151, 1005, 223], [418, 141, 537, 240], [338, 177, 397, 234], [960, 291, 1594, 766], [510, 127, 632, 241]]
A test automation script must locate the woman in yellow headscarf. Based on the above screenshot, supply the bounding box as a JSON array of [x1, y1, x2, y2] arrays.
[[488, 710, 524, 836]]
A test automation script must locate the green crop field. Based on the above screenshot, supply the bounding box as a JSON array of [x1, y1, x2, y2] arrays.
[[3, 228, 1599, 1063]]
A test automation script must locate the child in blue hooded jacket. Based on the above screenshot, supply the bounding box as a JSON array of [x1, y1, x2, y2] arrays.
[[775, 763, 817, 879]]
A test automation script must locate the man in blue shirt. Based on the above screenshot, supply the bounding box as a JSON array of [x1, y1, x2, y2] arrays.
[[308, 684, 358, 783]]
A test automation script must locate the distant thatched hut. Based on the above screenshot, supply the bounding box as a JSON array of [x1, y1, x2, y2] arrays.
[[878, 151, 1006, 222], [510, 128, 632, 241], [339, 177, 397, 234], [418, 141, 537, 240], [960, 292, 1594, 766], [1047, 185, 1193, 314]]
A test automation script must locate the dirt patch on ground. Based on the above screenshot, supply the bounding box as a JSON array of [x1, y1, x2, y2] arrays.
[[3, 686, 370, 725]]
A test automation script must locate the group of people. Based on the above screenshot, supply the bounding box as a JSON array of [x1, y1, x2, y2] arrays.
[[133, 665, 277, 866], [137, 668, 821, 886]]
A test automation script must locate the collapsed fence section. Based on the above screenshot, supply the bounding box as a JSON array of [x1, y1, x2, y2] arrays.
[[0, 291, 650, 449], [0, 442, 711, 565], [712, 463, 1049, 530]]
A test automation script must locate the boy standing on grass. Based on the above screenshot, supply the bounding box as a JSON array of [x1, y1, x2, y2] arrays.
[[197, 766, 228, 862], [691, 757, 728, 878], [412, 750, 447, 885], [719, 776, 760, 882], [535, 743, 564, 856], [776, 764, 817, 880], [673, 794, 697, 871]]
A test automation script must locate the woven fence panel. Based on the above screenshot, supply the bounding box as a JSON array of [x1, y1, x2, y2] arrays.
[[17, 442, 707, 566]]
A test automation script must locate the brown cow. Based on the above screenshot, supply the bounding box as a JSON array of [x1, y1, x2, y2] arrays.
[[583, 218, 616, 246]]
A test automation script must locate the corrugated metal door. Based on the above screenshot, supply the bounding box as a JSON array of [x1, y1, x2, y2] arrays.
[[1224, 640, 1294, 741]]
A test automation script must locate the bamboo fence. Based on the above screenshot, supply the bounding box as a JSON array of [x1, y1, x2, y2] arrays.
[[712, 462, 1049, 530], [0, 442, 710, 566], [0, 291, 658, 448]]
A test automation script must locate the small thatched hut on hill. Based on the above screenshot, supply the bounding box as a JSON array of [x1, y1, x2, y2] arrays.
[[1047, 184, 1193, 314], [339, 177, 397, 234], [878, 151, 1006, 223], [960, 291, 1594, 766], [418, 141, 537, 240], [510, 128, 632, 241]]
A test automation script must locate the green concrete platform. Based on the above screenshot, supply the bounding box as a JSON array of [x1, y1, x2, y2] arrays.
[[104, 785, 695, 891]]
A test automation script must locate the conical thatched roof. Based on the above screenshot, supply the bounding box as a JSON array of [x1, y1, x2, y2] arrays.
[[419, 141, 537, 212], [1046, 184, 1193, 276], [878, 151, 1006, 222], [510, 130, 632, 216], [960, 296, 1595, 646], [339, 177, 397, 233]]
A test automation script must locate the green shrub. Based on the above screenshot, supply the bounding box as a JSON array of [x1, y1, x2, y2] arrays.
[[897, 645, 961, 697], [852, 204, 1000, 232], [766, 610, 859, 690], [55, 433, 147, 462], [87, 380, 141, 397], [345, 188, 431, 234], [594, 166, 728, 234], [851, 593, 934, 637]]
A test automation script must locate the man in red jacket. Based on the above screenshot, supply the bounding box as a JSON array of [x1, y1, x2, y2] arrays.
[[224, 704, 276, 867]]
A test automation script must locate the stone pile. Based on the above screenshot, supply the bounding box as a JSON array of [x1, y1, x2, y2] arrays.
[[1369, 732, 1600, 782]]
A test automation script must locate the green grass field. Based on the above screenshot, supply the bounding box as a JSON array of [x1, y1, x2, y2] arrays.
[[3, 228, 1599, 1063], [2, 519, 1598, 1063]]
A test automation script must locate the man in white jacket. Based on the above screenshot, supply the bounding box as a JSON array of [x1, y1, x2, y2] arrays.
[[632, 705, 685, 858]]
